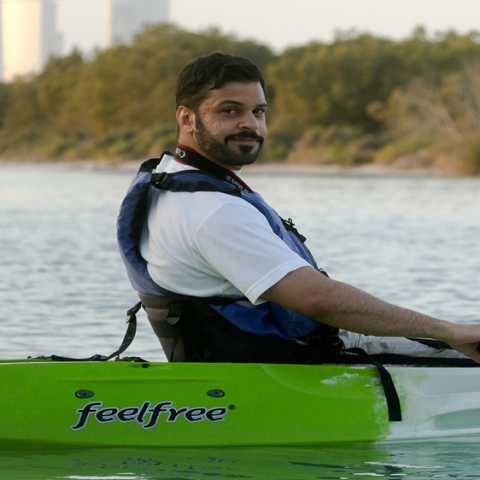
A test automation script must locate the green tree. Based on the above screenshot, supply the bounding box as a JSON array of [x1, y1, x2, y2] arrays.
[[0, 83, 13, 128], [71, 24, 275, 135], [267, 33, 405, 133], [2, 80, 42, 130], [378, 59, 480, 137], [35, 50, 86, 131]]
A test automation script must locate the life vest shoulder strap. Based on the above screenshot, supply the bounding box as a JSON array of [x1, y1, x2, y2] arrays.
[[150, 170, 242, 197]]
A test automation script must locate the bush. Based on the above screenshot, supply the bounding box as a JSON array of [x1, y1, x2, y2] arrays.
[[463, 131, 480, 175], [373, 136, 433, 166], [423, 133, 480, 175], [287, 125, 384, 165], [261, 128, 299, 161]]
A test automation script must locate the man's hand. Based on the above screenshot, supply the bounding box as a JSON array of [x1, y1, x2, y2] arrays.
[[444, 323, 480, 362]]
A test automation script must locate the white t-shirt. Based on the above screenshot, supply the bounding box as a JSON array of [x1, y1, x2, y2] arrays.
[[139, 154, 310, 305]]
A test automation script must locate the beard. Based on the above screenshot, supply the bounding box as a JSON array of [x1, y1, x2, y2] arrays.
[[194, 116, 264, 168]]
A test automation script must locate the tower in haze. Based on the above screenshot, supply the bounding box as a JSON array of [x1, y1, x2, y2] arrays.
[[104, 0, 169, 47], [0, 0, 62, 82], [0, 6, 3, 80]]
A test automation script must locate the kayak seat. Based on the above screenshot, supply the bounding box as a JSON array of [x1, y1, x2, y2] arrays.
[[138, 292, 344, 364]]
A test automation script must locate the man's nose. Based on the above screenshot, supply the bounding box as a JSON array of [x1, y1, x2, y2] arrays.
[[238, 112, 261, 130]]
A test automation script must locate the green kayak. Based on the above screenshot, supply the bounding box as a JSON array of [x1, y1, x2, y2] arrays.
[[1, 358, 480, 449]]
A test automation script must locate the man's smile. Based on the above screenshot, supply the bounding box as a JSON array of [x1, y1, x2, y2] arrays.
[[225, 131, 264, 147]]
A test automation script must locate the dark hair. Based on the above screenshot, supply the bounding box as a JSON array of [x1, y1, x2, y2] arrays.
[[175, 52, 265, 110]]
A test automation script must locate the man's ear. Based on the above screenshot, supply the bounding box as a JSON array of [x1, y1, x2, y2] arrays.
[[176, 106, 195, 133]]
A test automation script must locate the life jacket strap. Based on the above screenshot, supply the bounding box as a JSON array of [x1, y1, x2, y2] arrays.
[[138, 292, 189, 362], [30, 302, 143, 362]]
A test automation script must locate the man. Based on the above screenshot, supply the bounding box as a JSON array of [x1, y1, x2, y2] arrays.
[[118, 52, 480, 363]]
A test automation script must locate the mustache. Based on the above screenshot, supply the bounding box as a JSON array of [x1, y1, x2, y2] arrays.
[[225, 131, 264, 144]]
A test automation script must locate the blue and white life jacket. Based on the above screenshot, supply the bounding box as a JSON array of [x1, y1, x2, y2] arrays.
[[117, 155, 329, 340]]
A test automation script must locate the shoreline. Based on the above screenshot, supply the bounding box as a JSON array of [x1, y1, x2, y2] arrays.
[[244, 162, 439, 177], [0, 157, 462, 177]]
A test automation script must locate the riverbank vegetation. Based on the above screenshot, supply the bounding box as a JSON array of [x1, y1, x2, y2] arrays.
[[1, 24, 479, 174]]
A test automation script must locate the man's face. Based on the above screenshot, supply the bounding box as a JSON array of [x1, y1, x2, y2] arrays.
[[192, 82, 267, 169]]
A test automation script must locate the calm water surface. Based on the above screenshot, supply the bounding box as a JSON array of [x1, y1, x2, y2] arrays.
[[1, 162, 480, 479]]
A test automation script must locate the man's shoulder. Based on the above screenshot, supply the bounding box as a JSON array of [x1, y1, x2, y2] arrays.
[[156, 153, 190, 174]]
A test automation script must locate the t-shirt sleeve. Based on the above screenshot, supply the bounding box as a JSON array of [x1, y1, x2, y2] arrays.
[[190, 200, 310, 304]]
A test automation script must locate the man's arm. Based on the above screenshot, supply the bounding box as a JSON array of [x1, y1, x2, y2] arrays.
[[262, 266, 480, 361]]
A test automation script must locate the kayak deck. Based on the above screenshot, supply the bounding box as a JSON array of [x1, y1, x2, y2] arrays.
[[0, 359, 479, 449]]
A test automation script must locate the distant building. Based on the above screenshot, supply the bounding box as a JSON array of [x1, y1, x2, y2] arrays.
[[0, 6, 3, 81], [0, 0, 63, 82], [0, 0, 169, 82], [104, 0, 169, 47]]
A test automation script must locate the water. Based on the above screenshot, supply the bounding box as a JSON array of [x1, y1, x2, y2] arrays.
[[1, 161, 480, 478], [1, 443, 480, 479]]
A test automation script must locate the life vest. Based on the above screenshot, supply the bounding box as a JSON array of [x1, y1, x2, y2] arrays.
[[117, 155, 340, 349]]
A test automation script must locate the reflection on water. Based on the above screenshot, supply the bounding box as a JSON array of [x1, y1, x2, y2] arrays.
[[1, 443, 480, 479], [1, 162, 480, 478]]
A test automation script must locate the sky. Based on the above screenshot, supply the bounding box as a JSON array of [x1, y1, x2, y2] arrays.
[[57, 0, 480, 55]]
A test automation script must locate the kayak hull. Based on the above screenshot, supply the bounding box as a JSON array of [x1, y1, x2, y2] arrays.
[[0, 359, 479, 449]]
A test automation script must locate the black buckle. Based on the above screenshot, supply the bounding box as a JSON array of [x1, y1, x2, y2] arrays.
[[167, 303, 183, 326]]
